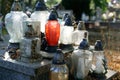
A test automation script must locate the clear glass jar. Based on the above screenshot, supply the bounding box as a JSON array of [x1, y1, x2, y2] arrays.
[[92, 40, 107, 74], [93, 51, 105, 73], [50, 64, 69, 80], [50, 49, 69, 80]]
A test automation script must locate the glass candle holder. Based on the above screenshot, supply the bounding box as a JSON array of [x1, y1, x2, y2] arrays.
[[5, 0, 28, 52], [31, 1, 49, 33], [71, 39, 93, 79], [45, 10, 60, 52]]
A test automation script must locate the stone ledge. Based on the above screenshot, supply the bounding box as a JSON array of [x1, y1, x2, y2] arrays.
[[0, 58, 51, 76]]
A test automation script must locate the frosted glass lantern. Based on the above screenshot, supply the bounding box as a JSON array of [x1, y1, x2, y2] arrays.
[[31, 0, 49, 33], [5, 0, 28, 49], [59, 16, 74, 50], [92, 40, 107, 75], [71, 39, 93, 79], [72, 21, 88, 46], [60, 13, 69, 27], [59, 13, 69, 42]]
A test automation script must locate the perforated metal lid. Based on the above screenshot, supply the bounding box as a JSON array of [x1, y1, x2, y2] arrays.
[[78, 38, 89, 50], [35, 1, 47, 11], [52, 49, 65, 65], [95, 40, 103, 51], [64, 16, 72, 26]]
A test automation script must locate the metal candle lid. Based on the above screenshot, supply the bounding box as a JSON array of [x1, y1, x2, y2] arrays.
[[11, 0, 22, 11], [35, 1, 47, 11], [48, 10, 57, 20], [95, 40, 103, 51], [78, 38, 89, 50], [64, 16, 72, 26], [63, 13, 69, 21], [52, 49, 65, 65]]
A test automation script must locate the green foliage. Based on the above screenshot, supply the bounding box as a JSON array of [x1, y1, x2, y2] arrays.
[[46, 0, 61, 8], [0, 0, 108, 20], [62, 0, 108, 20], [25, 0, 37, 8], [93, 0, 108, 12], [62, 0, 91, 20]]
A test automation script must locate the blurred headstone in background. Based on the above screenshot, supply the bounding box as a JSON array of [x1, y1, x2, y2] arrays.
[[96, 7, 102, 21]]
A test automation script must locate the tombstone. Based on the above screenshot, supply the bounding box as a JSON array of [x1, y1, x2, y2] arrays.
[[96, 7, 102, 21]]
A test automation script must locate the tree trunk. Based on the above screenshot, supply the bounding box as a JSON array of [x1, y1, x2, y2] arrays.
[[28, 0, 32, 7]]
